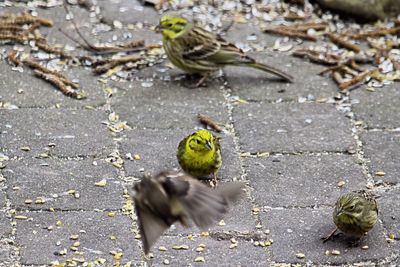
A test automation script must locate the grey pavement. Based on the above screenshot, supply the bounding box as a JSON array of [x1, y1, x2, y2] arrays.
[[0, 1, 399, 267]]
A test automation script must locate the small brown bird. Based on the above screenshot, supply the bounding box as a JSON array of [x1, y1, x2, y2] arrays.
[[130, 170, 244, 254], [323, 190, 378, 243]]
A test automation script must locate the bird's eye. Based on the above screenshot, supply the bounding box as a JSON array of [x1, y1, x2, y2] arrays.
[[349, 205, 355, 210], [196, 139, 201, 144]]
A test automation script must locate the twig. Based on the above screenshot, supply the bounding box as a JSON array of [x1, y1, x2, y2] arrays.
[[292, 48, 340, 65], [264, 27, 317, 41], [23, 58, 79, 88], [338, 68, 378, 90], [198, 114, 223, 133], [7, 49, 21, 66], [326, 33, 361, 53], [34, 70, 85, 99], [345, 27, 400, 40]]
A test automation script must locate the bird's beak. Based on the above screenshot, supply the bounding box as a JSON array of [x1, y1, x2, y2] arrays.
[[336, 208, 343, 217], [154, 24, 162, 33], [205, 141, 212, 150]]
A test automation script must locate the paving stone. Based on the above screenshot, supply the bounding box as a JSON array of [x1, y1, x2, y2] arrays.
[[0, 109, 113, 158], [111, 78, 228, 130], [224, 21, 276, 49], [379, 188, 400, 241], [0, 242, 13, 266], [352, 84, 400, 129], [0, 190, 5, 208], [0, 62, 106, 109], [233, 102, 355, 153], [361, 131, 400, 184], [0, 211, 12, 238], [146, 235, 270, 266], [4, 158, 124, 210], [245, 154, 367, 207], [163, 197, 257, 236], [98, 0, 159, 26], [15, 211, 140, 265], [261, 208, 393, 264], [122, 128, 242, 182], [226, 54, 337, 102]]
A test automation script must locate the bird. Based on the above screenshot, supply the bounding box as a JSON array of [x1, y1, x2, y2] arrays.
[[177, 129, 221, 182], [323, 190, 378, 243], [130, 170, 244, 254], [156, 15, 294, 87]]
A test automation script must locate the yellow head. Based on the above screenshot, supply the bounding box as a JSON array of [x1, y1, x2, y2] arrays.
[[157, 15, 190, 39], [187, 129, 215, 152]]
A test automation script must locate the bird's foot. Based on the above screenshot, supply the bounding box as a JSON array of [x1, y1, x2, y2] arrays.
[[210, 174, 219, 188], [322, 228, 339, 243], [182, 74, 208, 88]]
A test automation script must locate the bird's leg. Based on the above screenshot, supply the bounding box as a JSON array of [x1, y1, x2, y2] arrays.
[[194, 74, 209, 88], [210, 173, 218, 188], [322, 228, 338, 243]]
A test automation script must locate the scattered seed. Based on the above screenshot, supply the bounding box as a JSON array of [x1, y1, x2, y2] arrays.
[[163, 259, 170, 265], [20, 146, 30, 151], [108, 212, 116, 217], [361, 245, 369, 250], [158, 246, 167, 251], [194, 256, 205, 262], [56, 220, 62, 226], [331, 249, 341, 255], [24, 199, 33, 204], [389, 233, 395, 240], [196, 247, 204, 252], [229, 243, 238, 249], [110, 235, 117, 240], [95, 179, 107, 187], [70, 234, 79, 240], [200, 232, 209, 237], [296, 253, 305, 259], [172, 245, 189, 250], [218, 220, 226, 226], [375, 171, 386, 176], [337, 181, 346, 187], [133, 154, 141, 160], [15, 215, 28, 220]]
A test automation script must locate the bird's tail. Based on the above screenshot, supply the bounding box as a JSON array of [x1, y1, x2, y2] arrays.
[[245, 62, 294, 83]]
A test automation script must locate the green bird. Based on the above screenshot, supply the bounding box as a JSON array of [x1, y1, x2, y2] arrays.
[[157, 15, 294, 87], [176, 129, 222, 182], [323, 190, 378, 242]]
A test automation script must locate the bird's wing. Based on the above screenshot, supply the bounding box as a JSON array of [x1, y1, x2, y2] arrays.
[[180, 26, 221, 60], [135, 202, 170, 254], [163, 174, 243, 229]]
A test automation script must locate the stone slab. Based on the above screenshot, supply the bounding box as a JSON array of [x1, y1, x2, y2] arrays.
[[361, 131, 400, 184], [0, 211, 12, 238], [146, 235, 270, 266], [226, 54, 337, 102], [245, 154, 367, 207], [15, 211, 141, 265], [261, 208, 393, 264], [4, 158, 124, 210], [111, 78, 228, 130], [0, 62, 106, 109], [379, 188, 400, 241], [122, 128, 242, 182], [0, 109, 113, 158], [97, 0, 160, 26], [233, 102, 355, 153], [352, 84, 400, 129]]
